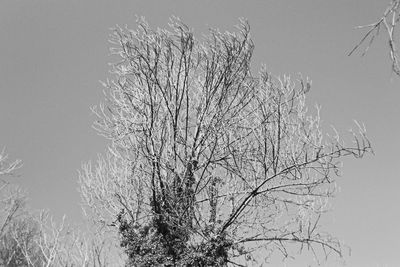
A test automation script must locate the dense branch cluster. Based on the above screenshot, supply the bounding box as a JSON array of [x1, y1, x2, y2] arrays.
[[78, 18, 372, 266]]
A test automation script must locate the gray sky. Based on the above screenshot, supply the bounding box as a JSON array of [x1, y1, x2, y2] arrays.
[[1, 0, 399, 266]]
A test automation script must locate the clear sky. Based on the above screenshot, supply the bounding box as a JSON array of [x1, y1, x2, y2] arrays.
[[1, 1, 399, 266]]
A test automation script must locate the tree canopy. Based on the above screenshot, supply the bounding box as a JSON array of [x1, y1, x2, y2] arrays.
[[79, 18, 372, 266]]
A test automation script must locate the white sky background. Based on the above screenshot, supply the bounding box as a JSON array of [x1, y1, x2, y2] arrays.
[[0, 1, 399, 266]]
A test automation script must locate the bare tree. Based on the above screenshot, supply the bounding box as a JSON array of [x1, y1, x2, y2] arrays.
[[50, 219, 125, 267], [7, 215, 45, 266], [20, 211, 124, 267], [0, 149, 51, 266], [0, 148, 34, 266], [0, 191, 43, 266], [0, 147, 23, 239], [79, 18, 372, 266], [0, 148, 120, 266], [349, 0, 400, 76]]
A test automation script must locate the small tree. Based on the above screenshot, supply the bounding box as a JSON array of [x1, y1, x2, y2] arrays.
[[349, 0, 400, 76], [15, 209, 125, 267], [80, 18, 372, 266], [0, 148, 43, 266], [0, 148, 121, 266]]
